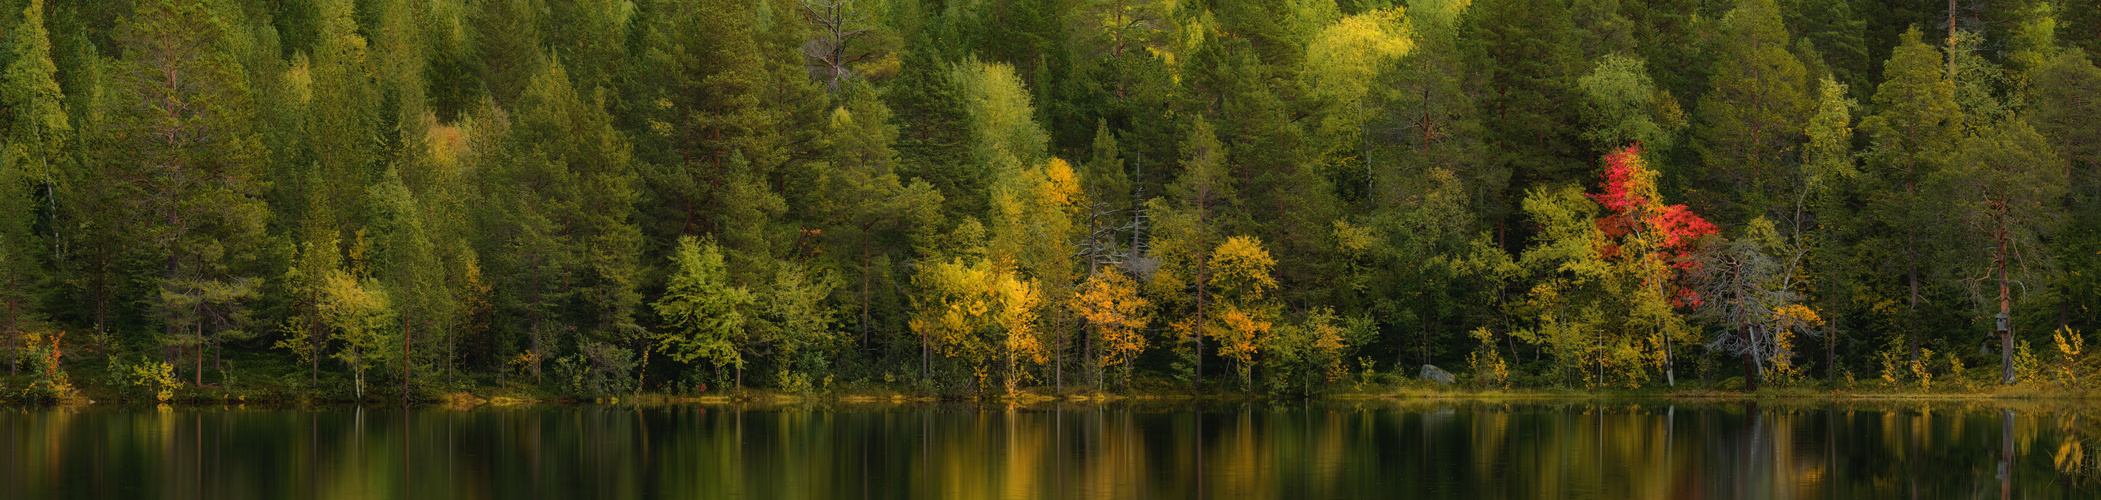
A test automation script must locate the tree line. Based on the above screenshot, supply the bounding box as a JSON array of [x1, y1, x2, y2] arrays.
[[0, 0, 2097, 399]]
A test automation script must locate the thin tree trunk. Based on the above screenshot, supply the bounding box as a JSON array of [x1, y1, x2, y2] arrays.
[[310, 291, 321, 390], [634, 340, 649, 398], [1908, 250, 1921, 366], [402, 314, 412, 402], [1947, 0, 1958, 77], [1825, 310, 1837, 382], [1998, 223, 2014, 385], [1663, 317, 1675, 387], [1195, 256, 1206, 388], [7, 300, 16, 376], [194, 311, 202, 386]]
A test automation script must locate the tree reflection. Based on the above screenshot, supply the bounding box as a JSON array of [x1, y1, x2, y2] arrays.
[[0, 401, 2097, 499]]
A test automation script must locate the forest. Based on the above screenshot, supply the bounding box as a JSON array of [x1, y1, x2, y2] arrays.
[[0, 0, 2097, 401]]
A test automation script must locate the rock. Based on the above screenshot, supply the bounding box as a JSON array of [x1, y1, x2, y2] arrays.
[[1419, 364, 1455, 385]]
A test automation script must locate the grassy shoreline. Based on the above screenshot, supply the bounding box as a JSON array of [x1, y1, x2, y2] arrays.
[[15, 376, 2101, 408], [8, 351, 2098, 407]]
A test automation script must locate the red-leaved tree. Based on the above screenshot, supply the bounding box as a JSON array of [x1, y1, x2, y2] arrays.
[[1590, 144, 1717, 304], [1588, 144, 1716, 385]]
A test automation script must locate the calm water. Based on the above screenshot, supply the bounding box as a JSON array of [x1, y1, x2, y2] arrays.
[[4, 399, 2099, 499]]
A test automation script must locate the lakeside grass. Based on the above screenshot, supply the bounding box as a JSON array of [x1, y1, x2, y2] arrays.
[[9, 354, 2101, 408]]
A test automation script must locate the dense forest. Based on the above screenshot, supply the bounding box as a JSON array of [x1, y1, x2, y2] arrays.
[[0, 0, 2097, 400]]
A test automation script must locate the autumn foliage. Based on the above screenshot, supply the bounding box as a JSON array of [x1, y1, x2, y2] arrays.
[[1069, 270, 1152, 384], [1588, 144, 1717, 306]]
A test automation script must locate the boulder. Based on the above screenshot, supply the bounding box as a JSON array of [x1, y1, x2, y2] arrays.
[[1419, 364, 1455, 385]]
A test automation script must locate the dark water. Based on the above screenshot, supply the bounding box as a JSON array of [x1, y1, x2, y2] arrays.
[[4, 399, 2100, 499]]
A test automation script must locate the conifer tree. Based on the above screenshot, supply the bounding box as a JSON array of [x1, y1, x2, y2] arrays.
[[1696, 0, 1811, 221], [1, 0, 68, 375], [1940, 118, 2066, 385], [108, 0, 271, 382], [1459, 0, 1584, 196], [2028, 50, 2101, 334], [468, 0, 544, 108], [1859, 28, 1963, 367], [1146, 118, 1234, 385], [817, 81, 945, 350]]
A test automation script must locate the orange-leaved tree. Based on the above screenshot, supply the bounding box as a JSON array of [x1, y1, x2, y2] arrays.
[[1068, 269, 1151, 387]]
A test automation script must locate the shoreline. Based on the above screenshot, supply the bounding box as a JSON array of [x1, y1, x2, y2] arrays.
[[14, 383, 2101, 409]]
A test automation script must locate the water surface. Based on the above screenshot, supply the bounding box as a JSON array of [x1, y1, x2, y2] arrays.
[[4, 399, 2098, 499]]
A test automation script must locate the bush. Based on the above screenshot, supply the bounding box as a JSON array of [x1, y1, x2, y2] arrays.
[[554, 341, 638, 398]]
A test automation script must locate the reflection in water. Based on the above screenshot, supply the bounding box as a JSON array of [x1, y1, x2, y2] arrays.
[[2, 400, 2098, 499]]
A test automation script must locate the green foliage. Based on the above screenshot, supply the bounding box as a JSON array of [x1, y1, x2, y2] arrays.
[[1695, 0, 1810, 219], [952, 58, 1049, 183], [652, 236, 753, 373], [1460, 0, 1583, 190], [1577, 54, 1683, 153], [1263, 307, 1350, 394], [754, 264, 839, 388], [6, 0, 2100, 399], [319, 266, 394, 399], [555, 340, 638, 398]]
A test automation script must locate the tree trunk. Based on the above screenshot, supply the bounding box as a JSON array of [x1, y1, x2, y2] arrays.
[[194, 317, 202, 386], [308, 287, 320, 390], [1195, 256, 1206, 388], [1663, 318, 1675, 387], [1825, 311, 1837, 382], [1908, 251, 1921, 367], [1741, 349, 1759, 392], [1947, 0, 1958, 77], [7, 300, 16, 376], [1999, 225, 2015, 385], [860, 218, 872, 349], [402, 314, 412, 402]]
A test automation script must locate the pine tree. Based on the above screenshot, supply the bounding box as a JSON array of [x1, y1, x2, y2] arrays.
[[108, 0, 271, 383], [1570, 0, 1636, 60], [1939, 118, 2067, 385], [503, 59, 643, 375], [2065, 0, 2101, 59], [1859, 28, 1963, 367], [2027, 49, 2101, 334], [1461, 0, 1585, 193], [1145, 118, 1235, 385], [1695, 0, 1811, 221], [366, 168, 449, 399], [1802, 76, 1859, 379], [817, 81, 946, 351], [640, 0, 801, 277], [1781, 0, 1870, 93]]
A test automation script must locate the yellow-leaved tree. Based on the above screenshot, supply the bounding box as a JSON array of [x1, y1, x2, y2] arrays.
[[1069, 270, 1152, 387], [1264, 307, 1350, 393], [1304, 6, 1413, 160], [988, 157, 1082, 388], [909, 254, 1046, 395], [1205, 236, 1277, 389], [319, 268, 393, 400]]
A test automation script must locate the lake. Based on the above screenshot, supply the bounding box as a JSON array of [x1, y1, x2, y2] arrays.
[[2, 399, 2097, 499]]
